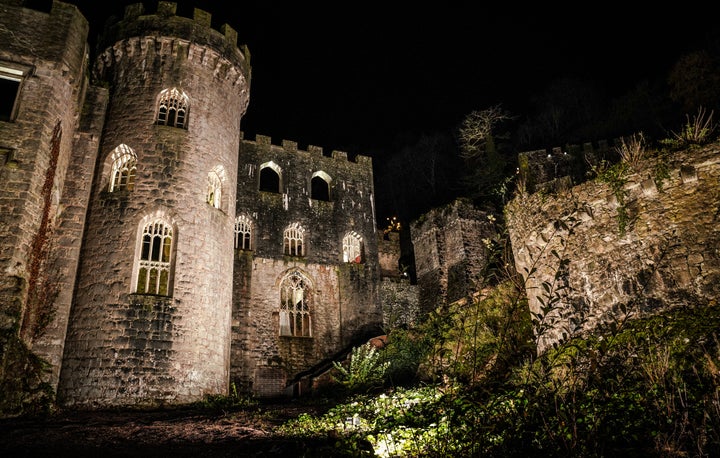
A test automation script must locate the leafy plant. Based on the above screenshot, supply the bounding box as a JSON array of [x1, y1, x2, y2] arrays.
[[332, 343, 390, 393], [192, 382, 255, 411]]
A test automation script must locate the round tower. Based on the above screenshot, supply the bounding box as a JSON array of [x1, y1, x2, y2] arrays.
[[58, 2, 250, 407]]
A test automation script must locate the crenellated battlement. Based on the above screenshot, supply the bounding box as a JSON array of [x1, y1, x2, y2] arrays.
[[241, 133, 373, 166], [97, 2, 250, 75], [518, 138, 623, 194]]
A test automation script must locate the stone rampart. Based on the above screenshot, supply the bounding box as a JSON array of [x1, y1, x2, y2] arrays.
[[506, 143, 720, 353], [518, 138, 622, 194]]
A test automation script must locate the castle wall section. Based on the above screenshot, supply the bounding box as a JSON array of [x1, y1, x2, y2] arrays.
[[380, 278, 420, 330], [506, 144, 720, 353], [378, 231, 402, 278], [231, 135, 382, 396], [0, 0, 100, 413], [58, 2, 250, 408], [410, 198, 495, 313]]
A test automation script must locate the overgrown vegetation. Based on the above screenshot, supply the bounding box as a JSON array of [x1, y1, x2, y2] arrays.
[[278, 273, 720, 457], [332, 343, 390, 393], [190, 382, 256, 412], [275, 111, 720, 456], [661, 106, 716, 149]]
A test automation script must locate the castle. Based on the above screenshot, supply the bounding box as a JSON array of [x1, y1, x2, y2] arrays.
[[0, 0, 400, 411], [4, 0, 719, 418]]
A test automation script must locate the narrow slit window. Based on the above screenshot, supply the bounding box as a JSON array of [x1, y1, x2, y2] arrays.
[[207, 170, 222, 208]]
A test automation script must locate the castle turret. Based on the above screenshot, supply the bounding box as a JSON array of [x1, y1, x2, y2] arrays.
[[58, 2, 251, 407]]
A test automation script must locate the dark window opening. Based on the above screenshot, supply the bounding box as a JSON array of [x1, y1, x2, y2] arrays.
[[311, 176, 330, 201], [0, 77, 20, 122], [259, 167, 280, 193]]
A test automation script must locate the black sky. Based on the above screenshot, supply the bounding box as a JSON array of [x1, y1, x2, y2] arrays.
[[63, 1, 718, 158]]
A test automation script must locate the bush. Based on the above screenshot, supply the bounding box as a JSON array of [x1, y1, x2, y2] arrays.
[[332, 343, 390, 393]]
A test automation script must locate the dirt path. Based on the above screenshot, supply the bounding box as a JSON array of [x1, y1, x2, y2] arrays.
[[0, 401, 346, 457]]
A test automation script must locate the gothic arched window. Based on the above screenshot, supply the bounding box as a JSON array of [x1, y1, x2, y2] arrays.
[[108, 144, 137, 192], [279, 270, 311, 337], [135, 218, 174, 296], [343, 231, 363, 263], [283, 222, 305, 257], [156, 88, 189, 129], [310, 171, 331, 201], [234, 214, 252, 250], [259, 161, 282, 193]]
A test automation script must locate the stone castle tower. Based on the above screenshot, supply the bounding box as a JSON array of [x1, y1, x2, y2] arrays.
[[410, 198, 496, 313], [57, 1, 251, 407], [0, 0, 386, 414], [232, 136, 382, 396]]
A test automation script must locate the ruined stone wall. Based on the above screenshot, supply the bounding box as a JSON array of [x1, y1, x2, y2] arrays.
[[58, 2, 251, 408], [518, 139, 620, 195], [378, 231, 401, 279], [410, 198, 496, 313], [232, 135, 382, 397], [0, 0, 97, 413], [506, 144, 720, 353], [379, 278, 420, 330]]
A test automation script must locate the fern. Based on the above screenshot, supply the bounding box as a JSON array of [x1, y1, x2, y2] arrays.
[[332, 343, 390, 392]]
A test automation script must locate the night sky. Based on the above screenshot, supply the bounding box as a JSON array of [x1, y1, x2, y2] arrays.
[[61, 1, 719, 160]]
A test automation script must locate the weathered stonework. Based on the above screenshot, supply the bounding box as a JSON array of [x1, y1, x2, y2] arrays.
[[232, 135, 383, 396], [380, 278, 420, 330], [0, 0, 388, 414], [506, 144, 720, 353], [410, 198, 496, 314], [55, 1, 251, 408], [0, 0, 101, 414]]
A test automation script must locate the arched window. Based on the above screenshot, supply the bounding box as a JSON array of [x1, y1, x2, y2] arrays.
[[234, 214, 252, 250], [207, 169, 222, 209], [108, 144, 137, 192], [343, 231, 363, 263], [259, 161, 281, 193], [135, 218, 173, 296], [310, 171, 331, 201], [156, 88, 189, 129], [279, 270, 311, 337], [283, 222, 305, 256]]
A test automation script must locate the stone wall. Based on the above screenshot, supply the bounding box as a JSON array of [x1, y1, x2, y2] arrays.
[[0, 0, 95, 413], [379, 278, 420, 330], [410, 198, 496, 313], [231, 135, 383, 397], [506, 143, 720, 353], [378, 231, 402, 278]]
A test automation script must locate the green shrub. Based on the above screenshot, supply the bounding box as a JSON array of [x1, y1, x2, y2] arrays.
[[332, 343, 390, 393]]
